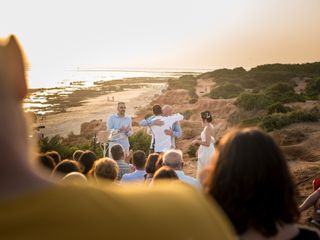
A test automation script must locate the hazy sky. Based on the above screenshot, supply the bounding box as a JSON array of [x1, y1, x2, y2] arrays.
[[1, 0, 320, 75]]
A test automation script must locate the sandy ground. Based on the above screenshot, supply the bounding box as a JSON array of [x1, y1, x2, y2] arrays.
[[195, 78, 215, 97], [41, 84, 166, 137]]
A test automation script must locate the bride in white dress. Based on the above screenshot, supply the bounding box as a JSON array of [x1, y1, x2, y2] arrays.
[[192, 111, 215, 179]]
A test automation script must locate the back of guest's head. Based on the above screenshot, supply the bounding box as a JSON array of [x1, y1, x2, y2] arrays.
[[39, 153, 56, 170], [163, 149, 183, 170], [206, 127, 299, 237], [78, 150, 97, 174], [132, 150, 146, 170], [110, 144, 124, 161], [62, 172, 87, 184], [93, 158, 119, 181], [73, 149, 84, 161], [152, 104, 162, 115], [52, 159, 81, 178], [155, 154, 163, 170], [46, 151, 61, 165], [200, 111, 212, 123], [153, 166, 179, 181], [145, 153, 159, 174]]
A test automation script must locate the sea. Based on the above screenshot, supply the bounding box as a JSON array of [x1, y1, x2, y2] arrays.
[[25, 68, 208, 115]]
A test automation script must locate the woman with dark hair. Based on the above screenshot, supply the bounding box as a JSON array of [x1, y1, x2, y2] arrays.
[[46, 151, 61, 165], [73, 149, 84, 161], [191, 110, 215, 179], [38, 153, 56, 170], [206, 127, 320, 239], [52, 160, 81, 178], [144, 153, 160, 182], [78, 150, 97, 175], [152, 166, 179, 181]]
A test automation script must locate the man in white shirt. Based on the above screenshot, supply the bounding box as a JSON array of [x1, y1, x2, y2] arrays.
[[163, 149, 201, 190], [147, 105, 184, 153]]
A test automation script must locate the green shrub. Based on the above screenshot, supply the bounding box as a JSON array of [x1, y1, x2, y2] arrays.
[[189, 98, 198, 104], [168, 75, 198, 99], [182, 110, 193, 120], [305, 77, 320, 99], [235, 92, 271, 110], [187, 145, 197, 158], [259, 109, 319, 131], [239, 117, 262, 127], [265, 83, 304, 103], [209, 83, 244, 99], [39, 135, 91, 159], [129, 129, 152, 154], [267, 102, 292, 114]]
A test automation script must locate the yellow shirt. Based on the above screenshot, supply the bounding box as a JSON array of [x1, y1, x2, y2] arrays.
[[0, 183, 235, 240]]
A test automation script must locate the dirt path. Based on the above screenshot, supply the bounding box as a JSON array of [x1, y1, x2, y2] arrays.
[[294, 77, 308, 94], [195, 78, 215, 97]]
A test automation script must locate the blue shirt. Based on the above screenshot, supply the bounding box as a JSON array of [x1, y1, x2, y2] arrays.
[[107, 114, 132, 151], [121, 170, 146, 182]]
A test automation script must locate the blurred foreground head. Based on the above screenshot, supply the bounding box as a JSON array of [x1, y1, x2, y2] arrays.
[[0, 35, 29, 168], [206, 127, 299, 237]]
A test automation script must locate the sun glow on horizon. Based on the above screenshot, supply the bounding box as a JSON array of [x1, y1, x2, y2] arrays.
[[1, 0, 319, 87]]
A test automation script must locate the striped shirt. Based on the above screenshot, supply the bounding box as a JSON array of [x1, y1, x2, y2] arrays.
[[116, 160, 131, 180]]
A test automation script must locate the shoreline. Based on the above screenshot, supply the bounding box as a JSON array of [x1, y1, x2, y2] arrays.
[[25, 77, 169, 115], [40, 82, 166, 137]]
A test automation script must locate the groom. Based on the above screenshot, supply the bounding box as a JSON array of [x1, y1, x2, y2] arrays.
[[140, 104, 183, 153]]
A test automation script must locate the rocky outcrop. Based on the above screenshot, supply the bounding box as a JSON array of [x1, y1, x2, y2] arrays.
[[80, 119, 106, 136]]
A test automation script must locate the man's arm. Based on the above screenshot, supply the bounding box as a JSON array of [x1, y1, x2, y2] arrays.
[[139, 116, 163, 127], [299, 189, 320, 212], [139, 116, 154, 127], [172, 121, 182, 138], [166, 113, 184, 126], [107, 115, 115, 131], [126, 117, 133, 136]]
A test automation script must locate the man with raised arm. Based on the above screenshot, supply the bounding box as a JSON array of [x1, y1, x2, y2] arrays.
[[107, 102, 132, 155]]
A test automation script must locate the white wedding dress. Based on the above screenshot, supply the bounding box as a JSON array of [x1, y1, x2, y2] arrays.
[[197, 126, 215, 178]]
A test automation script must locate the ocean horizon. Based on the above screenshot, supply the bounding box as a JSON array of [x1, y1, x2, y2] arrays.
[[28, 68, 210, 89], [25, 68, 208, 115]]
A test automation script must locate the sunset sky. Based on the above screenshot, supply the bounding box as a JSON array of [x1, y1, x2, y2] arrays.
[[1, 0, 320, 84]]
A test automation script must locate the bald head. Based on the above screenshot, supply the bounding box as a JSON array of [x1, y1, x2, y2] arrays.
[[163, 149, 183, 170], [162, 105, 173, 116]]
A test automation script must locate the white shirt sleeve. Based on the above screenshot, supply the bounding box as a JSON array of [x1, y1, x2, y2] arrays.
[[165, 113, 184, 126]]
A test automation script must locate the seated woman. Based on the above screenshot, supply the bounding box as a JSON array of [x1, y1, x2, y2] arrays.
[[205, 127, 320, 240], [153, 166, 179, 181], [144, 153, 160, 181]]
